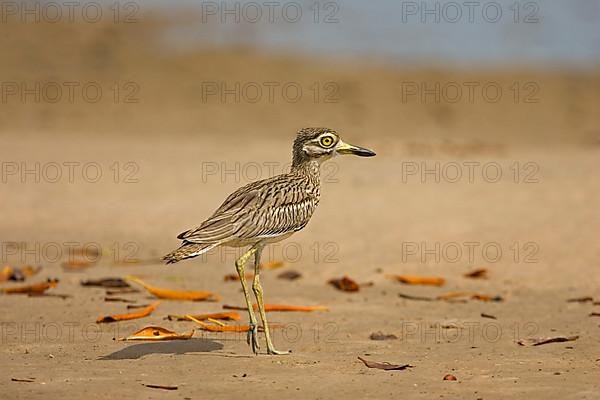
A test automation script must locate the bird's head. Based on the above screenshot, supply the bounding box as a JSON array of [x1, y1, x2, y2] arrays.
[[292, 127, 376, 166]]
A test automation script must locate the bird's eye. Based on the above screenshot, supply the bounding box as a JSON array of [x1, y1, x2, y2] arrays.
[[320, 136, 334, 148]]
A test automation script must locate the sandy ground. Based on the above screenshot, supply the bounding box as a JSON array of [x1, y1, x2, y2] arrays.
[[1, 14, 600, 400], [1, 131, 599, 400]]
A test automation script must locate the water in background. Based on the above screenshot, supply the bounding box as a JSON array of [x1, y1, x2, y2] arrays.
[[152, 0, 598, 68]]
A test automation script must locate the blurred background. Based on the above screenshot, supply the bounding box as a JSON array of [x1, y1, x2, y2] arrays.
[[1, 0, 599, 271]]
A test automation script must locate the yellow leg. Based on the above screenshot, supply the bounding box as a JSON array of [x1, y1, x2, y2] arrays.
[[252, 245, 289, 355], [235, 246, 260, 354]]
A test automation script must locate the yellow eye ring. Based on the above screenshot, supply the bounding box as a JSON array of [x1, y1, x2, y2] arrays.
[[320, 136, 334, 148]]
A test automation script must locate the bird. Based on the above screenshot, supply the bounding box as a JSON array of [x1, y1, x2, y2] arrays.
[[163, 127, 375, 355]]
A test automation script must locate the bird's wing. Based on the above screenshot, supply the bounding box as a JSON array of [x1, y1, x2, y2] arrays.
[[177, 175, 317, 244]]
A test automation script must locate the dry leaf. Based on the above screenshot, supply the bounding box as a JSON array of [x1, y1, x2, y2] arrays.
[[590, 312, 600, 317], [126, 276, 219, 301], [144, 384, 178, 390], [96, 301, 160, 323], [370, 331, 398, 340], [1, 279, 59, 295], [222, 304, 329, 312], [223, 272, 253, 282], [167, 311, 241, 321], [11, 378, 35, 383], [127, 304, 151, 309], [464, 268, 489, 279], [398, 293, 434, 301], [480, 313, 497, 319], [121, 326, 194, 341], [328, 276, 360, 292], [567, 297, 593, 303], [443, 374, 458, 381], [357, 356, 414, 371], [260, 260, 286, 270], [0, 265, 13, 281], [105, 297, 136, 303], [517, 335, 579, 346], [81, 278, 130, 288], [277, 270, 302, 280], [62, 259, 93, 270], [187, 316, 281, 333], [106, 288, 140, 295], [437, 291, 503, 302], [388, 274, 445, 286]]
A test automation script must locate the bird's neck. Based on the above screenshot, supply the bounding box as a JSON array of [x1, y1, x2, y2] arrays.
[[291, 160, 321, 185]]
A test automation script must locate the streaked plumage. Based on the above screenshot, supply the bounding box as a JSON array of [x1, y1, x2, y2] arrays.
[[163, 127, 375, 354]]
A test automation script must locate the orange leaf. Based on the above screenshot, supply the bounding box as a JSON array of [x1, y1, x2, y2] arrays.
[[120, 326, 194, 341], [387, 274, 445, 286], [260, 260, 286, 270], [328, 276, 360, 292], [62, 259, 93, 270], [126, 276, 219, 301], [97, 301, 160, 323], [187, 316, 282, 332], [167, 311, 241, 321], [222, 304, 329, 312], [223, 272, 253, 282], [0, 265, 14, 282], [1, 279, 58, 294]]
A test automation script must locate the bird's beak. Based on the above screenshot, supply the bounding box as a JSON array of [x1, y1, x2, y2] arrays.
[[335, 140, 376, 157]]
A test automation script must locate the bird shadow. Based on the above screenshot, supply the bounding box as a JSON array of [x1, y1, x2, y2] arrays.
[[99, 339, 223, 360]]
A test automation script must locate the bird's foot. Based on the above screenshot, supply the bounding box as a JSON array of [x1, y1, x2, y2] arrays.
[[246, 323, 260, 354], [267, 347, 290, 355]]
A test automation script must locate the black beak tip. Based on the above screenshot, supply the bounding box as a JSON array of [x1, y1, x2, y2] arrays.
[[359, 148, 376, 157]]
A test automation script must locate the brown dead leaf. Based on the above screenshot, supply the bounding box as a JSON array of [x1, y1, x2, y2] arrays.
[[104, 297, 136, 303], [121, 326, 194, 341], [96, 301, 160, 323], [567, 296, 593, 303], [0, 265, 13, 281], [222, 304, 329, 312], [480, 313, 497, 319], [357, 356, 414, 371], [167, 311, 241, 321], [437, 291, 503, 302], [464, 268, 489, 279], [11, 378, 36, 383], [443, 374, 458, 381], [1, 279, 59, 295], [277, 270, 302, 280], [328, 276, 360, 292], [81, 278, 130, 288], [106, 288, 140, 295], [387, 274, 445, 286], [398, 292, 434, 301], [260, 260, 286, 270], [144, 384, 178, 390], [223, 272, 253, 282], [517, 335, 579, 346], [62, 259, 93, 270], [126, 276, 219, 301], [590, 312, 600, 317], [370, 331, 398, 340]]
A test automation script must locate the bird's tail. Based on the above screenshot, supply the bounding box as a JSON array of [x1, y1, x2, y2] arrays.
[[163, 242, 217, 264]]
